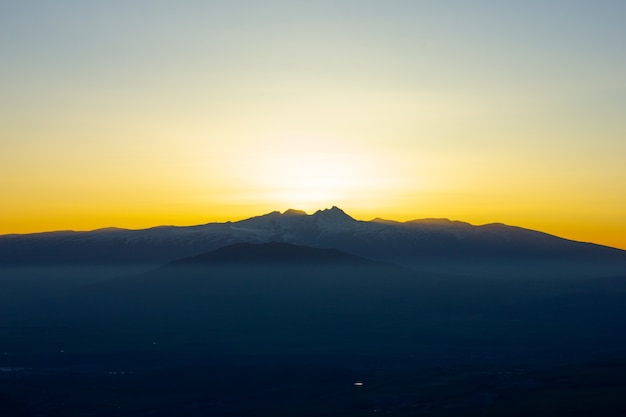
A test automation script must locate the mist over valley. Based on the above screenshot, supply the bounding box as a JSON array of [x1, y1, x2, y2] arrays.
[[2, 209, 626, 415]]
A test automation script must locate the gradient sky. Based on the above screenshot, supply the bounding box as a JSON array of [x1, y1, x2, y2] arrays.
[[1, 1, 625, 249]]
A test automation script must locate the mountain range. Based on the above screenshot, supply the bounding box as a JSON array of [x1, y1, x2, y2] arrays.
[[1, 207, 625, 276], [2, 209, 626, 416]]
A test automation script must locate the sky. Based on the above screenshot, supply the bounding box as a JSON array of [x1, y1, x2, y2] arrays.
[[1, 1, 625, 249]]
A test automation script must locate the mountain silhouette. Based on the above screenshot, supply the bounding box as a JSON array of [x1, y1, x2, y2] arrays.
[[3, 228, 626, 416], [1, 207, 625, 277]]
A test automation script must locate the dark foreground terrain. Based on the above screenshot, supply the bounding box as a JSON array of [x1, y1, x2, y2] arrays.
[[3, 354, 626, 417], [1, 242, 626, 416]]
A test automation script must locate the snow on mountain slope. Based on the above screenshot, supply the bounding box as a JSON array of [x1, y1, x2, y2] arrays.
[[1, 207, 625, 270]]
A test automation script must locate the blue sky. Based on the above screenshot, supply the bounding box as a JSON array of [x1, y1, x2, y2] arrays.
[[1, 1, 625, 248]]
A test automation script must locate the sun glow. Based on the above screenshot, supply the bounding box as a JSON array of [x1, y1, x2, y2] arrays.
[[244, 135, 379, 211]]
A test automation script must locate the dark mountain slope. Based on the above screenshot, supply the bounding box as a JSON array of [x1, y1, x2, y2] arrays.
[[169, 241, 382, 267], [3, 243, 625, 366], [1, 207, 625, 278]]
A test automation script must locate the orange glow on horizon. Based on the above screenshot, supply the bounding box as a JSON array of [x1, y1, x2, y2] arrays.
[[2, 203, 625, 251], [1, 3, 625, 251]]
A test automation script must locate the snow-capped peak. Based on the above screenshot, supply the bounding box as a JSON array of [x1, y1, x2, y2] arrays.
[[312, 206, 357, 229]]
